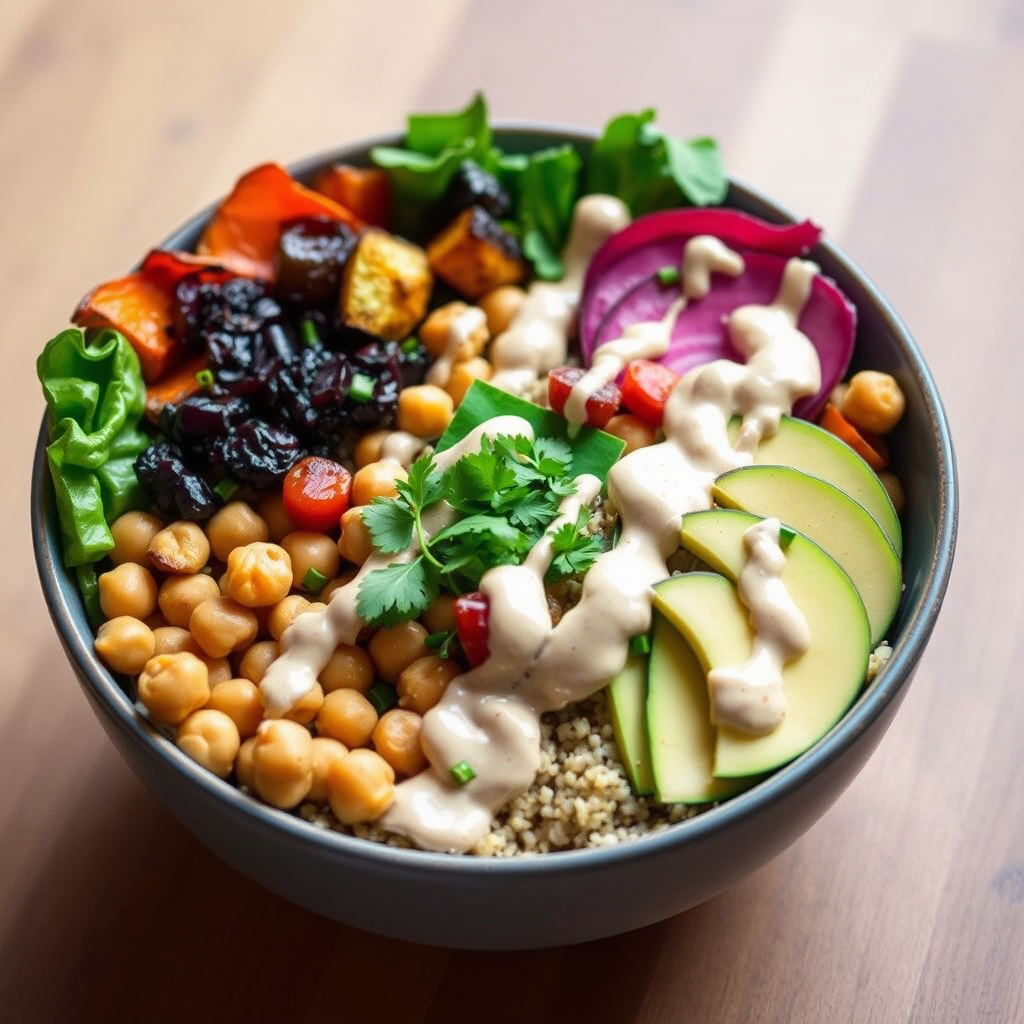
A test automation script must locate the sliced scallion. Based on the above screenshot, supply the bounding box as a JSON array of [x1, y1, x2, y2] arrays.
[[301, 318, 320, 348], [349, 372, 375, 404], [195, 368, 215, 389], [629, 633, 651, 656], [367, 682, 398, 715], [401, 336, 421, 354], [302, 567, 328, 594], [779, 525, 797, 549], [656, 265, 681, 287], [450, 760, 476, 785], [213, 477, 239, 502]]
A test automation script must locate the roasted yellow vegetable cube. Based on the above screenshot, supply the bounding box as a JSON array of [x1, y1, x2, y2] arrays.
[[427, 207, 527, 300], [340, 229, 432, 340]]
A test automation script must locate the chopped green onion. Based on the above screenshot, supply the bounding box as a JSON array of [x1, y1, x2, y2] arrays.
[[367, 682, 398, 715], [656, 265, 681, 287], [301, 319, 320, 348], [400, 336, 421, 354], [778, 525, 797, 549], [195, 368, 215, 388], [629, 633, 651, 656], [302, 567, 328, 594], [450, 760, 476, 785], [213, 477, 239, 502], [349, 372, 375, 404]]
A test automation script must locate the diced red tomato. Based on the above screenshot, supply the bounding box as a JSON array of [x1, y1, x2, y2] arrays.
[[454, 592, 490, 668], [620, 360, 680, 428], [282, 456, 353, 532], [547, 366, 622, 428]]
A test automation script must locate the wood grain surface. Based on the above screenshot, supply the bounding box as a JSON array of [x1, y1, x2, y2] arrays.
[[0, 0, 1011, 1020]]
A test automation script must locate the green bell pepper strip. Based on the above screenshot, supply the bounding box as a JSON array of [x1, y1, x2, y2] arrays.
[[36, 327, 149, 567]]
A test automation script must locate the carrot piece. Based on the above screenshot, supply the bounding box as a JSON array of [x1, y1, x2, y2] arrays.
[[818, 402, 890, 471], [72, 273, 178, 383], [139, 249, 234, 292], [144, 353, 209, 422], [196, 163, 364, 280], [312, 164, 391, 228]]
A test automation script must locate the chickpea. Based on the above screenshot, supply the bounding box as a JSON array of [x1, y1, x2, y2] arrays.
[[478, 285, 526, 336], [176, 709, 240, 778], [879, 470, 906, 516], [338, 508, 375, 565], [422, 594, 458, 633], [283, 682, 324, 726], [354, 429, 390, 470], [841, 370, 906, 435], [373, 709, 427, 776], [369, 620, 429, 682], [158, 573, 220, 628], [316, 688, 378, 748], [197, 652, 233, 686], [320, 643, 374, 694], [206, 678, 263, 738], [308, 737, 349, 803], [397, 655, 460, 715], [256, 493, 296, 544], [137, 652, 210, 725], [281, 532, 340, 591], [109, 511, 164, 566], [267, 594, 310, 641], [222, 542, 293, 607], [396, 385, 455, 439], [235, 736, 257, 789], [351, 460, 407, 507], [148, 521, 210, 575], [420, 302, 489, 360], [321, 570, 357, 603], [237, 640, 280, 684], [250, 719, 313, 809], [206, 501, 269, 563], [98, 562, 158, 621], [152, 625, 199, 656], [144, 612, 168, 631], [445, 357, 492, 407], [604, 413, 657, 456], [189, 596, 259, 659], [327, 749, 395, 824], [94, 616, 155, 675]]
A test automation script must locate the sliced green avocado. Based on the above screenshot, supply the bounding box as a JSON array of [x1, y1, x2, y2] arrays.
[[712, 464, 901, 645], [608, 652, 654, 796], [674, 508, 870, 777], [646, 597, 756, 803], [728, 415, 901, 556]]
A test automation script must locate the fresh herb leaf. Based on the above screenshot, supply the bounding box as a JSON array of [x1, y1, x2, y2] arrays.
[[547, 508, 606, 583], [356, 558, 439, 627], [397, 452, 444, 510], [515, 144, 582, 280], [361, 497, 415, 554]]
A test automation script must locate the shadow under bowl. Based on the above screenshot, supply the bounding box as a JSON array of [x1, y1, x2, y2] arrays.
[[31, 125, 958, 950]]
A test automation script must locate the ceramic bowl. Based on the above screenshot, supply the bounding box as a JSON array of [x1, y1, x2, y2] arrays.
[[31, 125, 958, 949]]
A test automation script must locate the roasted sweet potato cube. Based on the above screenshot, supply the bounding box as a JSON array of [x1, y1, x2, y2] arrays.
[[426, 206, 527, 300], [340, 230, 432, 340]]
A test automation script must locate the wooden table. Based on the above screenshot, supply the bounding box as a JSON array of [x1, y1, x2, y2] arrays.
[[1, 0, 1012, 1020]]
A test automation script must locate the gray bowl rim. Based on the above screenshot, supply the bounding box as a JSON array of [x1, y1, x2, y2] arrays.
[[31, 119, 958, 880]]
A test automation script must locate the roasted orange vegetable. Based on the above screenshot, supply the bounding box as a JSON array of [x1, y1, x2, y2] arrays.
[[197, 163, 363, 280], [427, 206, 526, 300], [819, 402, 890, 471], [312, 165, 391, 228], [144, 353, 210, 421]]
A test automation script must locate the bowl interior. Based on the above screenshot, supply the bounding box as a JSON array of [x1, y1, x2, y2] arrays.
[[31, 126, 958, 883]]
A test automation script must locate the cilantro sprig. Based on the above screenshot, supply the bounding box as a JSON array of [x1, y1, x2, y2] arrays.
[[356, 435, 606, 627]]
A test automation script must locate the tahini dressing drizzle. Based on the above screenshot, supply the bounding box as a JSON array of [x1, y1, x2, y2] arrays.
[[260, 213, 822, 853]]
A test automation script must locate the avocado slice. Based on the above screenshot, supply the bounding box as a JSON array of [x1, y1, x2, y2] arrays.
[[712, 464, 901, 645], [607, 652, 655, 796], [728, 415, 901, 555], [671, 508, 870, 777], [646, 598, 756, 802]]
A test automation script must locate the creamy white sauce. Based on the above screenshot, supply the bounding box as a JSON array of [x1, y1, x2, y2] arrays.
[[489, 195, 631, 395], [707, 517, 811, 734], [261, 213, 823, 853], [425, 306, 487, 388]]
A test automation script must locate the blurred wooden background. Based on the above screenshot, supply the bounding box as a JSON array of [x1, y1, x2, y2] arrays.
[[1, 0, 1015, 1020]]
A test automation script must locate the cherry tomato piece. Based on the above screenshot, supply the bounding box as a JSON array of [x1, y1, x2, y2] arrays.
[[454, 592, 490, 668], [620, 360, 681, 428], [547, 366, 621, 428], [282, 456, 352, 532]]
